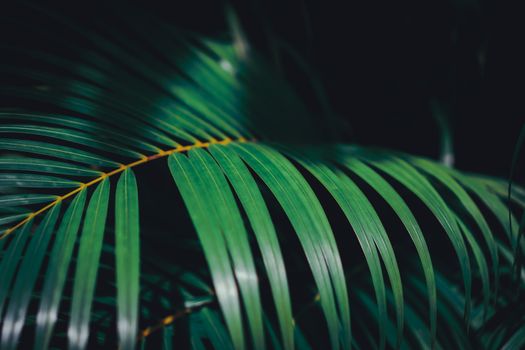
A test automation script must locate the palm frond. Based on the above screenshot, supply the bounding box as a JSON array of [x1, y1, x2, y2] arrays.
[[0, 5, 524, 350]]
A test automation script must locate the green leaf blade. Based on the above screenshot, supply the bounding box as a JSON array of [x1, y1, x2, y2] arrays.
[[68, 179, 110, 350], [343, 158, 437, 346], [234, 143, 350, 350], [0, 194, 58, 207], [187, 148, 264, 350], [0, 156, 102, 177], [293, 156, 389, 349], [354, 149, 473, 322], [210, 144, 294, 350], [0, 173, 80, 189], [34, 190, 87, 350], [411, 158, 498, 303], [0, 221, 33, 318], [115, 169, 141, 350], [0, 139, 119, 168], [0, 204, 61, 350], [168, 153, 245, 350]]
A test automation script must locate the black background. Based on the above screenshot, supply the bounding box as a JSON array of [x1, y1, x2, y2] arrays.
[[139, 0, 525, 176], [235, 0, 525, 178], [1, 1, 524, 347], [3, 0, 524, 177]]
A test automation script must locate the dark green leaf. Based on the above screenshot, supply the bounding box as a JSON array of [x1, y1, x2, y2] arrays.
[[68, 180, 110, 350], [115, 169, 141, 350], [34, 190, 87, 350], [0, 205, 60, 350]]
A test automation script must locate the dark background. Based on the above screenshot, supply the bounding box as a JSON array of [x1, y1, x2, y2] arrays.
[[240, 0, 525, 178], [146, 0, 525, 177], [239, 0, 525, 178], [3, 0, 524, 177], [1, 1, 524, 347]]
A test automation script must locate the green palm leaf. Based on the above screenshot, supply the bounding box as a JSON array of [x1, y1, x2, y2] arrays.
[[34, 190, 87, 350], [68, 180, 110, 350], [0, 5, 523, 350], [351, 148, 473, 321], [168, 152, 246, 350], [234, 143, 351, 350], [1, 205, 60, 350], [0, 222, 33, 319], [209, 144, 294, 350], [343, 158, 437, 345], [115, 170, 141, 350]]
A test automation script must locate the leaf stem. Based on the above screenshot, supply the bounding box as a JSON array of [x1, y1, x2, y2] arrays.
[[0, 137, 250, 240]]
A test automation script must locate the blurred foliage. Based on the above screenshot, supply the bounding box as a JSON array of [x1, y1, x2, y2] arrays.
[[0, 2, 524, 350]]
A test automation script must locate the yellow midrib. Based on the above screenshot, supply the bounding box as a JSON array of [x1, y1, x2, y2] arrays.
[[0, 136, 249, 240]]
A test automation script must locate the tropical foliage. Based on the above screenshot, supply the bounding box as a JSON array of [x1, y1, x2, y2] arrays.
[[0, 4, 524, 350]]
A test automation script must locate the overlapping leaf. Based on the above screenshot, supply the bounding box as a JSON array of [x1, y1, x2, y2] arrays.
[[0, 6, 524, 350]]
